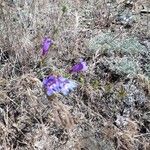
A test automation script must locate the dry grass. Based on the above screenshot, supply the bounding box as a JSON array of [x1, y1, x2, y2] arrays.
[[0, 0, 150, 149]]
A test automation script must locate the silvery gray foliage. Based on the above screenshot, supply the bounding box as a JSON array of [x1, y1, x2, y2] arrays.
[[124, 83, 147, 105], [89, 32, 147, 55], [115, 114, 128, 127], [99, 56, 141, 76], [115, 81, 147, 128], [116, 8, 134, 26], [89, 32, 149, 77], [108, 57, 141, 75], [144, 63, 150, 78]]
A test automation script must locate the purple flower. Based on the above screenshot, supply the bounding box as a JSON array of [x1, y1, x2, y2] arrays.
[[43, 75, 59, 96], [43, 75, 77, 96], [69, 59, 88, 73], [58, 77, 77, 95], [41, 37, 52, 56]]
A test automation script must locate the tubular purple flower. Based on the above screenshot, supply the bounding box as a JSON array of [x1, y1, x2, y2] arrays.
[[41, 37, 52, 56], [43, 75, 59, 96], [43, 75, 77, 96], [69, 59, 88, 73]]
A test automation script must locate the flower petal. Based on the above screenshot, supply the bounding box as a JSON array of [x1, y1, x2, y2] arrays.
[[69, 60, 88, 73], [43, 75, 77, 96], [41, 37, 52, 56]]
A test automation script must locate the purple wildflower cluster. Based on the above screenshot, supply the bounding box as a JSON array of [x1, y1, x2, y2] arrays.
[[41, 37, 88, 96], [43, 75, 77, 96]]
